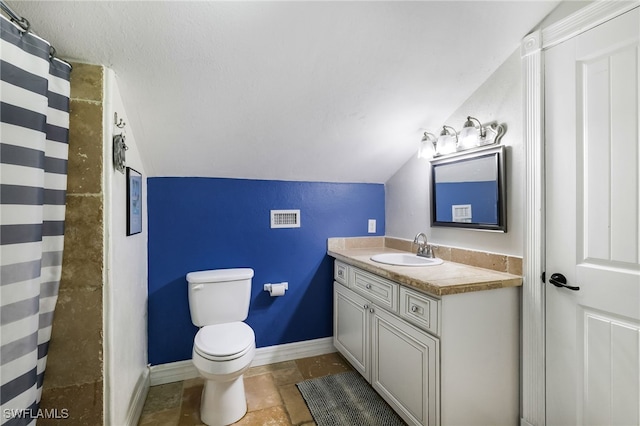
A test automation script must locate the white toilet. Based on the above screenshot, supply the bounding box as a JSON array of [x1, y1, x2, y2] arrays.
[[186, 268, 256, 426]]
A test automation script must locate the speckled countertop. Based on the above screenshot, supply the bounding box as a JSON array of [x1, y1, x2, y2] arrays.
[[327, 238, 523, 297]]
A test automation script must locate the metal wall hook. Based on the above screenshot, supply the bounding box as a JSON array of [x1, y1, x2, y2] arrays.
[[114, 112, 126, 129], [113, 133, 128, 174], [113, 113, 127, 173]]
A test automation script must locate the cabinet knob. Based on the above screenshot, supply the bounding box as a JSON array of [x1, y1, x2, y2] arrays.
[[410, 305, 418, 313], [369, 308, 375, 313], [365, 284, 372, 289], [363, 304, 369, 310]]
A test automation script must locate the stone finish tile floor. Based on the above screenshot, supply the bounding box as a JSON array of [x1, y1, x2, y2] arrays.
[[138, 352, 353, 426]]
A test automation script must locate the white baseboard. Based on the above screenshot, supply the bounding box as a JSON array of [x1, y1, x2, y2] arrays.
[[125, 368, 150, 426], [252, 336, 335, 366], [149, 359, 199, 386], [149, 337, 336, 386]]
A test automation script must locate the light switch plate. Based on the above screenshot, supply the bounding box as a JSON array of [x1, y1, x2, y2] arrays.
[[368, 219, 376, 233]]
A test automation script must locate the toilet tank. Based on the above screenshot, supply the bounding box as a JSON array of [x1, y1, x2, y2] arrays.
[[187, 268, 254, 326]]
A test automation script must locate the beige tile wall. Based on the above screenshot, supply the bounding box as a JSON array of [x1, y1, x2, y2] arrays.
[[385, 237, 523, 275], [40, 63, 105, 425], [329, 236, 523, 276]]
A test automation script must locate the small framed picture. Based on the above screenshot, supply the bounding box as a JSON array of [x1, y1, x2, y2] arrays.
[[126, 167, 142, 236]]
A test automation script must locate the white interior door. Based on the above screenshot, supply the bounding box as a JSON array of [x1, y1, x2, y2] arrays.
[[545, 7, 640, 425]]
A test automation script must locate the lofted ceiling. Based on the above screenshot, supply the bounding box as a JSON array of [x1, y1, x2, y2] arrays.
[[9, 1, 559, 183]]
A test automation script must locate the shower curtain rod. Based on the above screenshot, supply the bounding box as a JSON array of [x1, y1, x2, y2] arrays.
[[0, 0, 66, 63], [0, 0, 29, 32]]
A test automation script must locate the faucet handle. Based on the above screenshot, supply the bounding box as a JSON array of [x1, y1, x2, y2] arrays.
[[424, 244, 437, 258]]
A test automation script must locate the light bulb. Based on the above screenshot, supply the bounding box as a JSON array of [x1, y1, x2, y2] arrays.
[[436, 126, 457, 155], [458, 125, 479, 149], [459, 116, 485, 149], [418, 132, 436, 159]]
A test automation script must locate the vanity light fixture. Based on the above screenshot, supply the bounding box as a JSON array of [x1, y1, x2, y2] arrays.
[[458, 116, 485, 149], [419, 116, 506, 160], [436, 125, 458, 156], [417, 132, 437, 159]]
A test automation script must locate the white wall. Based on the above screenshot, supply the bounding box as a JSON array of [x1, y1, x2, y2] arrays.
[[385, 48, 523, 256], [103, 69, 149, 425]]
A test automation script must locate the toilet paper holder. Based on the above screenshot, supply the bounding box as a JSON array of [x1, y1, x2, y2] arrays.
[[263, 282, 288, 294]]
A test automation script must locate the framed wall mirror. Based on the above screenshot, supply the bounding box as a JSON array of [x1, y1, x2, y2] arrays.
[[430, 145, 507, 232]]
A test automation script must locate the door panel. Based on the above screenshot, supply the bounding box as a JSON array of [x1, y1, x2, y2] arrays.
[[580, 43, 639, 265], [545, 7, 640, 425], [582, 312, 640, 424]]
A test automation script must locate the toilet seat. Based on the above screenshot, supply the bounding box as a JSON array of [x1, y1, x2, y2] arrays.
[[194, 322, 255, 361]]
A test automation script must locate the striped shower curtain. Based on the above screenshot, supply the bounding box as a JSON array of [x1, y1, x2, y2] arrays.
[[0, 14, 71, 425]]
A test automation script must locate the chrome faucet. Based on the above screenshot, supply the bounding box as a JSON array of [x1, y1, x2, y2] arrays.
[[413, 232, 435, 258]]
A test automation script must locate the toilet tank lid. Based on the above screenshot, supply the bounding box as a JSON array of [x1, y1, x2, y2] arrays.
[[186, 268, 254, 284]]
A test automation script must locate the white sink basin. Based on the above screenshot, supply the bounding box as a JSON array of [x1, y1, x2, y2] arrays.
[[370, 253, 444, 267]]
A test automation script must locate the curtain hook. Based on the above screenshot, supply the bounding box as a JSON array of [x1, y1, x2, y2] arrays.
[[19, 17, 30, 32]]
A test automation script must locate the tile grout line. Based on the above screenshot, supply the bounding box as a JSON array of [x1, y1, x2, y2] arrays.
[[139, 353, 350, 425]]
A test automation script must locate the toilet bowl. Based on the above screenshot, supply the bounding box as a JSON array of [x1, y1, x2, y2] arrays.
[[186, 268, 255, 426], [192, 322, 256, 426]]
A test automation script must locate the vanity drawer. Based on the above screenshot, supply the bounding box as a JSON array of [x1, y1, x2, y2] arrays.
[[400, 287, 440, 336], [334, 261, 348, 285], [350, 268, 398, 313]]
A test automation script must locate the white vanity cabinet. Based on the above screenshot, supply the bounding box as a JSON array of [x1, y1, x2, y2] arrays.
[[334, 269, 440, 426], [333, 260, 519, 426]]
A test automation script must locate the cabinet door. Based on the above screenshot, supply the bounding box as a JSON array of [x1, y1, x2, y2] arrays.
[[333, 282, 369, 379], [371, 307, 440, 426]]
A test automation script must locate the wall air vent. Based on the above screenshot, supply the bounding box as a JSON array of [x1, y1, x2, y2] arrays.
[[270, 209, 301, 228], [452, 204, 472, 223]]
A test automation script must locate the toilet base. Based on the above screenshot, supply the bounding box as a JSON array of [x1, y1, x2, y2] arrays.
[[200, 375, 247, 426]]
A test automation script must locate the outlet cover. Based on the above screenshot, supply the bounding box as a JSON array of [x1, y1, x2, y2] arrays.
[[368, 219, 376, 233]]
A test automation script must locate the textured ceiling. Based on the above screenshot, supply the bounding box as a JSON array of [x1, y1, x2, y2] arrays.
[[9, 1, 559, 182]]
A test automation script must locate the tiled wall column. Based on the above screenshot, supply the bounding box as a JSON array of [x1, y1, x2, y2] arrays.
[[39, 63, 105, 424]]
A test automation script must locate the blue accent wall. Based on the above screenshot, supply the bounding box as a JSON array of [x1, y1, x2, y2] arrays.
[[435, 181, 498, 223], [147, 177, 385, 365]]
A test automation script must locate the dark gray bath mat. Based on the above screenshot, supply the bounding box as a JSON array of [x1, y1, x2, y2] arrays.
[[296, 371, 407, 426]]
